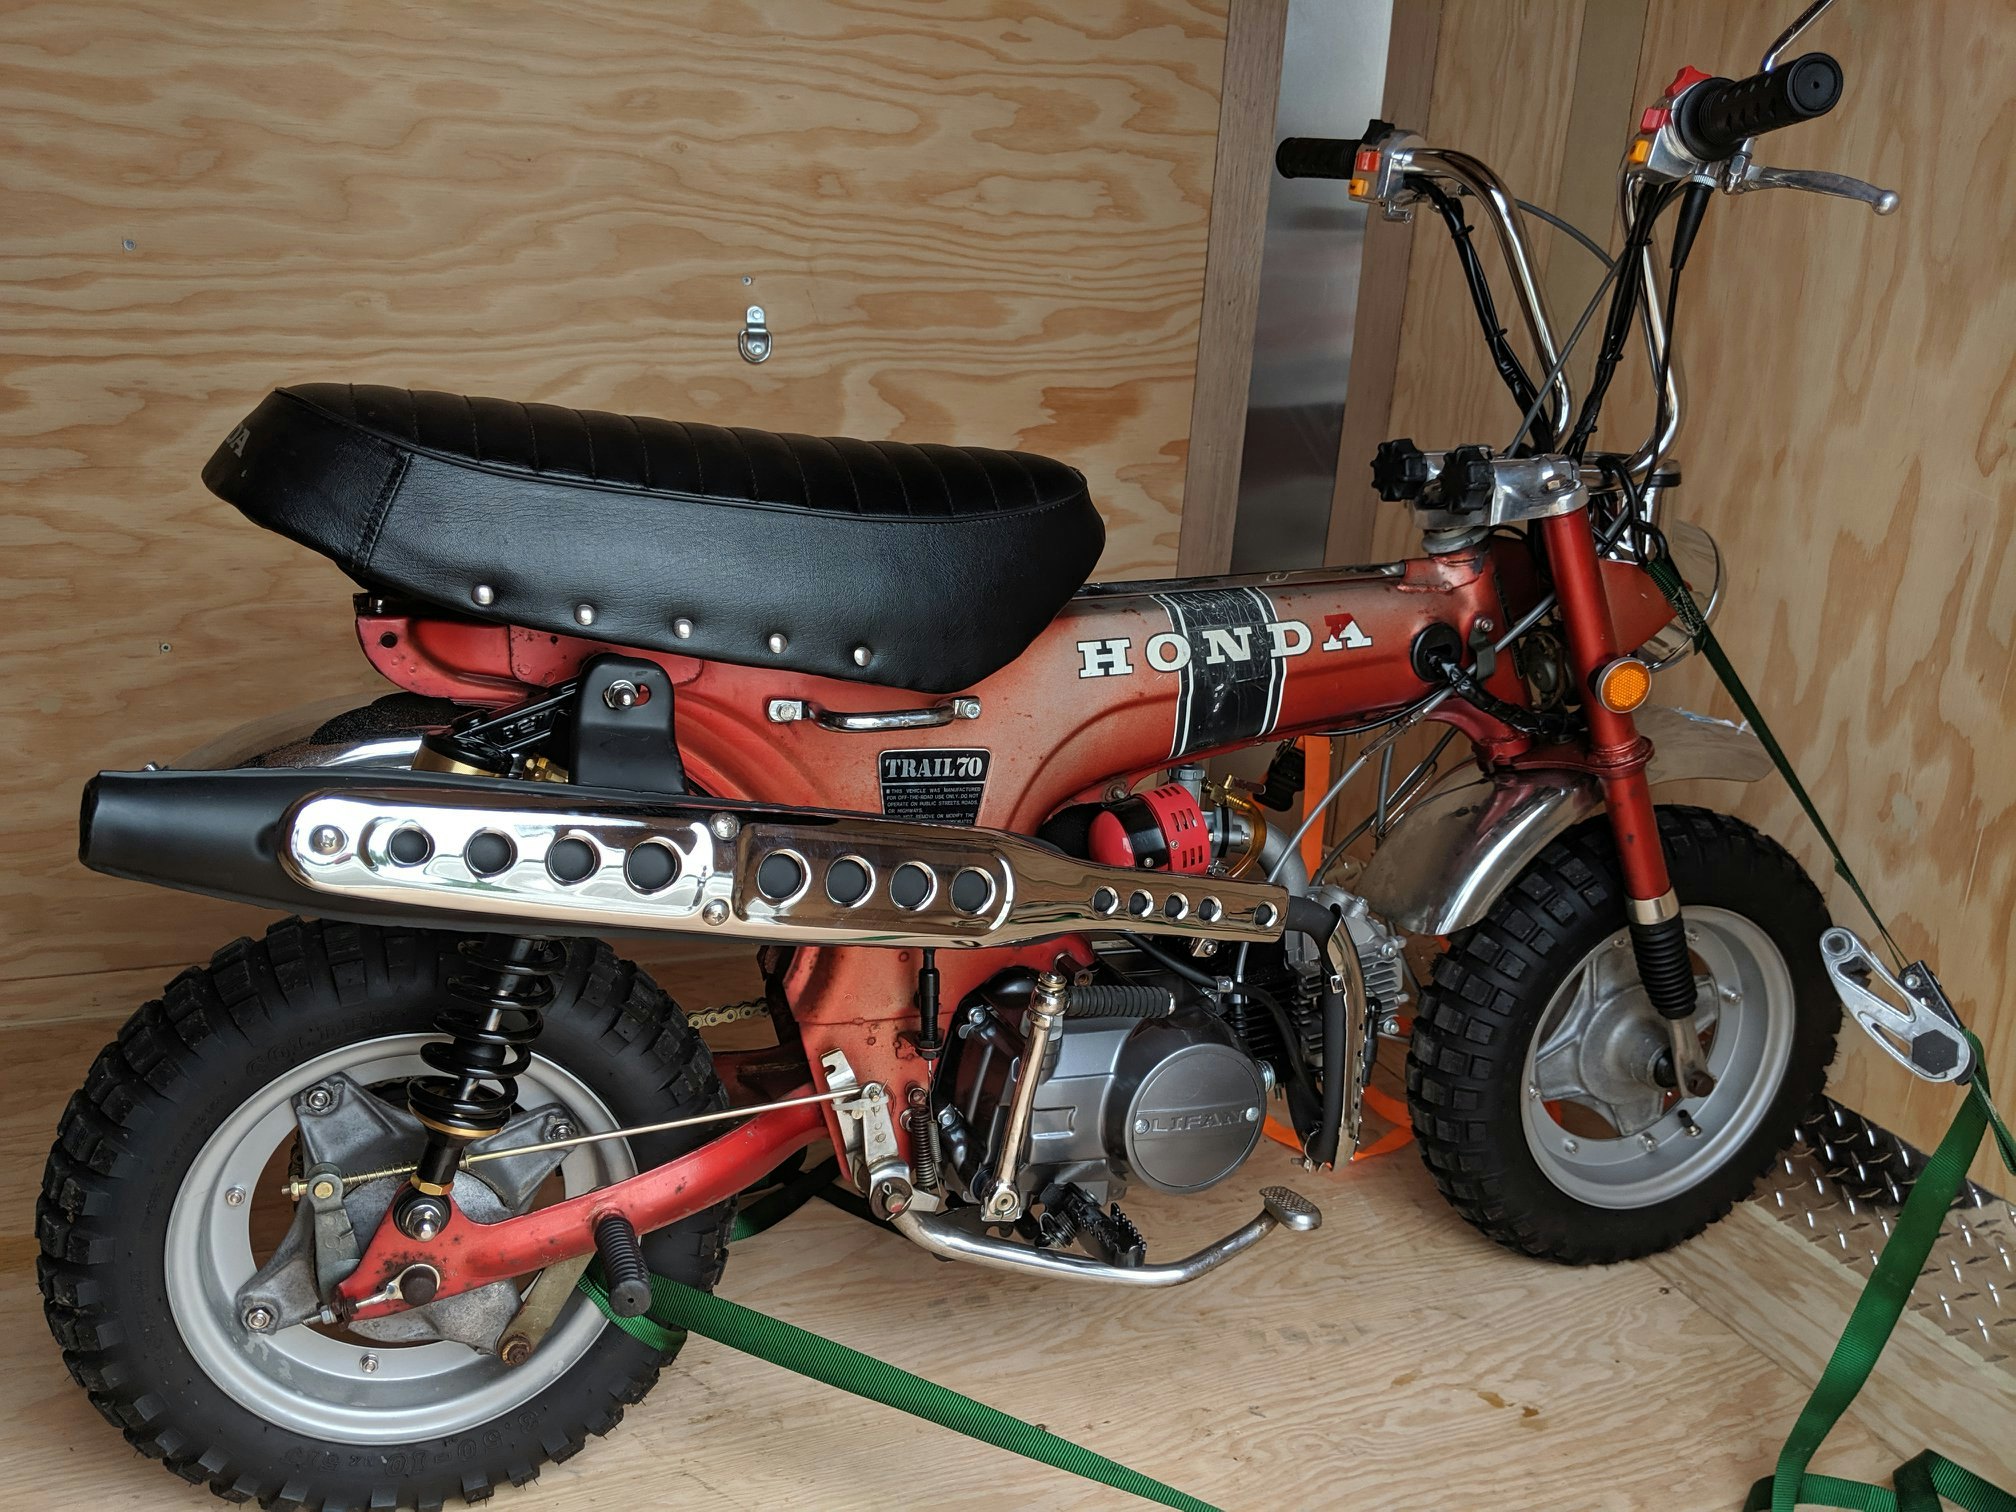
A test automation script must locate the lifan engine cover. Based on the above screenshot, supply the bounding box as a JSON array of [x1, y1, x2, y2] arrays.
[[1108, 1014, 1268, 1193]]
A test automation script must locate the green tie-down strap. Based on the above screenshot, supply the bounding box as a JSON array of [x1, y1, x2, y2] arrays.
[[578, 1169, 1223, 1512], [1641, 558, 2015, 1509]]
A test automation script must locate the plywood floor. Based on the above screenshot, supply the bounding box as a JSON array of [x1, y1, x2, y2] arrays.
[[1, 956, 1912, 1512]]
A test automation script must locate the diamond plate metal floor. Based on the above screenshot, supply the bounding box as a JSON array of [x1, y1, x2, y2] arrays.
[[1763, 1103, 2016, 1371]]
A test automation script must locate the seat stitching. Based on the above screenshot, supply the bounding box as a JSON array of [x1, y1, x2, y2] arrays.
[[975, 450, 1002, 511], [624, 414, 652, 489], [515, 400, 541, 471], [578, 407, 598, 481], [403, 387, 419, 444], [671, 420, 704, 493], [462, 393, 480, 462], [730, 428, 759, 501], [1002, 450, 1043, 512], [782, 436, 814, 508], [353, 450, 409, 575], [822, 437, 864, 514], [870, 441, 914, 516]]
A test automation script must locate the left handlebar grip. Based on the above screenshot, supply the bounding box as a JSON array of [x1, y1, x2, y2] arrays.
[[1275, 136, 1361, 180]]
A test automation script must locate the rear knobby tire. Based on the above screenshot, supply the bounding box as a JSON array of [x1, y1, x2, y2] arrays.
[[38, 918, 731, 1510], [1406, 806, 1839, 1264]]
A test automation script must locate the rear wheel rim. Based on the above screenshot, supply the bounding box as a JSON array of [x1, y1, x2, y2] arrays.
[[165, 1033, 633, 1443], [1519, 907, 1795, 1210]]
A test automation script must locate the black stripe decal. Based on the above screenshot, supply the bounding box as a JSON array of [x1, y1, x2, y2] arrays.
[[1157, 585, 1283, 759]]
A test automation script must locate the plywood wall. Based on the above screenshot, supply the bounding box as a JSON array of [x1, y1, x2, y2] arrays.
[[1356, 0, 2016, 1174], [0, 0, 1230, 998]]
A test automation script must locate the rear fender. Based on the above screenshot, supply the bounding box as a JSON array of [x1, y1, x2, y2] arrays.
[[1356, 706, 1774, 937]]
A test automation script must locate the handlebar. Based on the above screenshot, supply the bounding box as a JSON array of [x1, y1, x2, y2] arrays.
[[1274, 136, 1363, 181], [1673, 51, 1842, 161]]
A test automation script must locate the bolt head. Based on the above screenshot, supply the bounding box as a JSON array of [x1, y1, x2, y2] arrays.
[[309, 825, 345, 856], [1245, 1106, 1260, 1122], [1722, 986, 1743, 1004], [1562, 1138, 1580, 1154], [243, 1305, 275, 1332], [708, 812, 740, 841], [1641, 1133, 1659, 1151], [500, 1334, 533, 1367], [303, 1085, 335, 1113], [358, 1352, 379, 1373], [603, 679, 640, 709], [224, 1185, 247, 1207], [546, 1119, 577, 1141]]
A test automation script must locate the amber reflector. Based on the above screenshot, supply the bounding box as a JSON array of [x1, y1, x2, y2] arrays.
[[1595, 657, 1653, 713]]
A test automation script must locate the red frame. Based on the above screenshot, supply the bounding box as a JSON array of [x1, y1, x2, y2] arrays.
[[333, 531, 1680, 1317]]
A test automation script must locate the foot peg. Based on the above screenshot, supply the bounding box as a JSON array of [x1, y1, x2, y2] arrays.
[[593, 1213, 653, 1318], [892, 1185, 1322, 1287]]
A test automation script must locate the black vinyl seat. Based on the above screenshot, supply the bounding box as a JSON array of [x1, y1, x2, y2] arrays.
[[203, 384, 1105, 694]]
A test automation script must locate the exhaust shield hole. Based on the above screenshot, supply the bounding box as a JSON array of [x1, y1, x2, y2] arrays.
[[949, 868, 994, 915], [826, 857, 872, 906], [1128, 889, 1154, 917], [1092, 886, 1120, 916], [890, 863, 934, 910], [464, 831, 515, 877], [624, 842, 680, 893], [756, 851, 806, 902], [546, 836, 598, 884], [387, 826, 433, 866]]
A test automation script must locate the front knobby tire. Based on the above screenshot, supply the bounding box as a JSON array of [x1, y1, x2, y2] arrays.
[[1406, 806, 1840, 1264], [38, 918, 732, 1510]]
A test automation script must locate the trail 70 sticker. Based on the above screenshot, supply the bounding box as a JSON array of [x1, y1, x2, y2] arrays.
[[878, 749, 991, 826]]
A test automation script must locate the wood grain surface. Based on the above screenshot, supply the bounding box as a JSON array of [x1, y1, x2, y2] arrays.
[[0, 988, 1909, 1512], [0, 0, 1227, 989], [1336, 0, 2016, 1180]]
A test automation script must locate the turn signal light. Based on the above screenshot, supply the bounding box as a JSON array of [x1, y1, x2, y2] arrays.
[[1594, 656, 1653, 713]]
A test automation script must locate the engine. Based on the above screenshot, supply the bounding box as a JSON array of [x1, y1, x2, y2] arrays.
[[932, 758, 1409, 1260]]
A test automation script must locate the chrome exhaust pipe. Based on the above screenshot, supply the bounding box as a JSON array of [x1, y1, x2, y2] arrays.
[[81, 767, 1293, 952], [890, 1186, 1322, 1286]]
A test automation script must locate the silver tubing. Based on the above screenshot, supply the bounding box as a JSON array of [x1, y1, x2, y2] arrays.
[[1405, 148, 1575, 440]]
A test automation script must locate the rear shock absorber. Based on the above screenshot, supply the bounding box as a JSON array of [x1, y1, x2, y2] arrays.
[[394, 936, 562, 1236]]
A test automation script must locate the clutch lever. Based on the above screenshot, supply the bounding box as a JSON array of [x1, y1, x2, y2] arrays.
[[1729, 160, 1899, 214]]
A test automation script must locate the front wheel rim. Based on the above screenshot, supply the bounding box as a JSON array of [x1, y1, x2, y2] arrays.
[[165, 1033, 634, 1443], [1519, 907, 1796, 1210]]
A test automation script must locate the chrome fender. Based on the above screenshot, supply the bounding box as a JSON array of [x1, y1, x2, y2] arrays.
[[1356, 706, 1774, 937]]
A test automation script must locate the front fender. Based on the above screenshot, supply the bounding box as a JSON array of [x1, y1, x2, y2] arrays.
[[1357, 706, 1773, 937]]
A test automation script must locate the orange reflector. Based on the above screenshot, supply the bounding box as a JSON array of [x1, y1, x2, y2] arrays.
[[1628, 137, 1653, 165], [1595, 656, 1653, 713], [1347, 176, 1370, 198]]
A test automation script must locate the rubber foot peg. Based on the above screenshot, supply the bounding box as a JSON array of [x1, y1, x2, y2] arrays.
[[593, 1213, 653, 1319]]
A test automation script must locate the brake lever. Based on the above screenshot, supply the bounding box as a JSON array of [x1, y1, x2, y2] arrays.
[[1730, 161, 1899, 214]]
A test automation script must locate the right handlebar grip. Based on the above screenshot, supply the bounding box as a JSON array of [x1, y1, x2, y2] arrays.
[[1275, 136, 1361, 180], [1674, 51, 1842, 161]]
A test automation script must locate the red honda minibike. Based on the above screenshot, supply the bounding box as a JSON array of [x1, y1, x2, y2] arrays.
[[42, 5, 1906, 1505]]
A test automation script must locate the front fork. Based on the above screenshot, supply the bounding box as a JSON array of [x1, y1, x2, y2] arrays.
[[1538, 513, 1713, 1095]]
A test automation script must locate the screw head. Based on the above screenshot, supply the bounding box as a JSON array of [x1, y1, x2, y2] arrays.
[[500, 1334, 533, 1367], [701, 899, 730, 925], [546, 1119, 577, 1141], [1134, 1118, 1150, 1135], [1477, 617, 1495, 633], [1562, 1138, 1580, 1154], [1641, 1133, 1659, 1151], [224, 1185, 247, 1207], [574, 602, 596, 627], [472, 583, 496, 607], [243, 1305, 276, 1332], [708, 812, 740, 841], [673, 617, 694, 639], [310, 1177, 339, 1202], [358, 1352, 379, 1373], [303, 1085, 335, 1113], [1245, 1106, 1260, 1122], [309, 825, 345, 856]]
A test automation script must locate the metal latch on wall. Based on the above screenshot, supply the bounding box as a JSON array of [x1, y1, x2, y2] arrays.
[[738, 305, 772, 363]]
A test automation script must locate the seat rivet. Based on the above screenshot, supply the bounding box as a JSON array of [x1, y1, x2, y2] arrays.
[[673, 617, 694, 639], [766, 632, 788, 654], [574, 603, 597, 627], [852, 645, 872, 667], [472, 583, 495, 607]]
